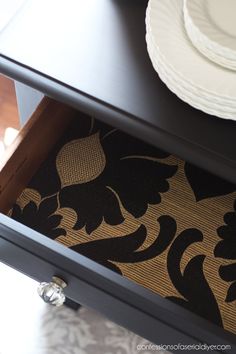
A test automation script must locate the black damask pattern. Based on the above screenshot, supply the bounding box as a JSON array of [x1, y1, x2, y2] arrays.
[[184, 162, 235, 201], [70, 216, 176, 274], [27, 118, 177, 234], [11, 195, 65, 239], [215, 200, 236, 303], [9, 112, 236, 335], [60, 157, 176, 234], [167, 227, 222, 326]]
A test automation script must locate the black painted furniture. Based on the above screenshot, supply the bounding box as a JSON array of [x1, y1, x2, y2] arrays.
[[0, 0, 236, 183], [0, 1, 236, 352]]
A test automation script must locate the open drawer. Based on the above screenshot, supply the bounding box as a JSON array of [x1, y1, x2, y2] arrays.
[[0, 97, 235, 351]]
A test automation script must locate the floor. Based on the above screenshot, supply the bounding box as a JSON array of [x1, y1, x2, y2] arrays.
[[0, 262, 166, 354], [0, 75, 168, 354]]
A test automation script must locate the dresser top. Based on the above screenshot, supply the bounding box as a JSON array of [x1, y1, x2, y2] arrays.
[[0, 0, 236, 183]]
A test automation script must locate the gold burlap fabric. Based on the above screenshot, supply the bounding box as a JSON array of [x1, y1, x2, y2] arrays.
[[9, 116, 236, 335]]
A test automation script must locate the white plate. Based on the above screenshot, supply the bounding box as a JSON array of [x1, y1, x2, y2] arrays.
[[146, 8, 236, 107], [184, 0, 236, 70], [147, 0, 236, 105], [146, 33, 236, 119], [184, 14, 236, 71], [146, 34, 236, 117], [185, 0, 236, 59]]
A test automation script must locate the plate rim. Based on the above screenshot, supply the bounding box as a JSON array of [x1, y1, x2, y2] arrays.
[[146, 33, 236, 120], [184, 0, 236, 59], [184, 12, 236, 71], [147, 0, 236, 101]]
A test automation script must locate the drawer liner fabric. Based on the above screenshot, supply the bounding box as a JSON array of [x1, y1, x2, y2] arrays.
[[10, 114, 236, 335]]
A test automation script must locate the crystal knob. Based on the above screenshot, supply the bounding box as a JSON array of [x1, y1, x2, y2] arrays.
[[37, 276, 67, 307]]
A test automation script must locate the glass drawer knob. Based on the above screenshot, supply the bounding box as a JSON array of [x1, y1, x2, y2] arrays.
[[37, 276, 67, 307]]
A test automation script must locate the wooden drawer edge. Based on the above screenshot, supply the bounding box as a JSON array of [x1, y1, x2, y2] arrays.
[[0, 97, 76, 213]]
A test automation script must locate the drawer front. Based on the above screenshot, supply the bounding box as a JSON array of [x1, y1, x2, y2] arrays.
[[0, 215, 235, 353], [0, 224, 190, 348], [0, 97, 235, 352]]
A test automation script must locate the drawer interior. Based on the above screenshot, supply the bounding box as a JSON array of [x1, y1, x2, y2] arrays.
[[1, 97, 236, 336]]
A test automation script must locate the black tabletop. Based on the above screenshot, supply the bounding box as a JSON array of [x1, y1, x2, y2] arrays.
[[0, 0, 236, 183]]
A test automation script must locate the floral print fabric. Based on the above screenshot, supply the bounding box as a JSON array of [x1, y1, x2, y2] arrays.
[[10, 114, 236, 335]]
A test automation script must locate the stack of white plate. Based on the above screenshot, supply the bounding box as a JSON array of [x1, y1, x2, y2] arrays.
[[184, 0, 236, 71], [146, 0, 236, 120]]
